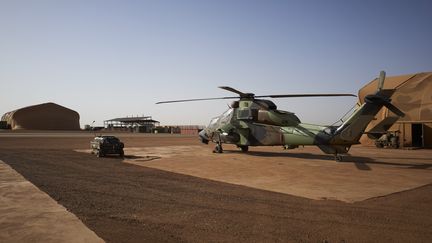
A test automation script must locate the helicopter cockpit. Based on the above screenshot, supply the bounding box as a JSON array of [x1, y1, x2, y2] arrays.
[[208, 108, 234, 129], [199, 108, 234, 144]]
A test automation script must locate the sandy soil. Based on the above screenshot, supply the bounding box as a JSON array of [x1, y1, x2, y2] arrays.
[[0, 161, 103, 243], [107, 144, 432, 202], [0, 133, 431, 242]]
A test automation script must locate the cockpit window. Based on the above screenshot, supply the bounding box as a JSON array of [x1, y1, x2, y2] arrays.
[[208, 109, 233, 127], [106, 137, 119, 143], [220, 109, 233, 123], [209, 117, 218, 126], [222, 108, 233, 117]]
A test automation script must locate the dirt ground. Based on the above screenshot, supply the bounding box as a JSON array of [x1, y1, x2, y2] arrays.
[[0, 161, 103, 243], [99, 144, 432, 202], [0, 132, 431, 242]]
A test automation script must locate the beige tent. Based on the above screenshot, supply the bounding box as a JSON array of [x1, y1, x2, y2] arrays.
[[359, 72, 432, 147], [1, 102, 80, 130]]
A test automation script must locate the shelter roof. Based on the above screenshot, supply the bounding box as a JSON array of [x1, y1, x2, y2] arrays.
[[359, 72, 432, 121], [6, 102, 79, 115], [105, 116, 159, 123]]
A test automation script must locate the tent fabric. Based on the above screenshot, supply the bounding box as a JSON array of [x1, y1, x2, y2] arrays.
[[358, 72, 432, 122], [1, 102, 80, 130], [358, 72, 432, 146]]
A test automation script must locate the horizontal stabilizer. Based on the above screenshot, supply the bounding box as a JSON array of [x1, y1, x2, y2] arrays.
[[365, 116, 400, 139]]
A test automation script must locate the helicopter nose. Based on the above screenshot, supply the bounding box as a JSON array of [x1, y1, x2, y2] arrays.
[[199, 130, 209, 144]]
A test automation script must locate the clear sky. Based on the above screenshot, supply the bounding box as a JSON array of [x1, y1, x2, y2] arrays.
[[1, 0, 431, 127]]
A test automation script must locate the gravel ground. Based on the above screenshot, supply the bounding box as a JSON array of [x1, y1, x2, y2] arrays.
[[1, 136, 431, 242]]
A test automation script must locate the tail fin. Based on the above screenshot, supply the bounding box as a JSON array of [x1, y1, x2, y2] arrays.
[[333, 71, 404, 143]]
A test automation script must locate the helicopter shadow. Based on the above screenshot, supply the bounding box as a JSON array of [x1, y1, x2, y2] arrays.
[[223, 150, 432, 171], [123, 155, 161, 162], [96, 154, 161, 162]]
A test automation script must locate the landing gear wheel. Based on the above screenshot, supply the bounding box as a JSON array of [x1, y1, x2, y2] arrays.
[[239, 146, 249, 152], [213, 143, 223, 153], [334, 154, 342, 162]]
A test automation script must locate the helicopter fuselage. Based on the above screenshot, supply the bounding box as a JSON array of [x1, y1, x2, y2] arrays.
[[199, 99, 342, 149]]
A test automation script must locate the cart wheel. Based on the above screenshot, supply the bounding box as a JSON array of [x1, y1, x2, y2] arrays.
[[375, 142, 384, 148], [213, 143, 223, 153], [96, 150, 104, 157], [239, 146, 249, 152]]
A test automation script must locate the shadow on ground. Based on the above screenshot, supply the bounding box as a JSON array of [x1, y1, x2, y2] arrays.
[[223, 150, 432, 171]]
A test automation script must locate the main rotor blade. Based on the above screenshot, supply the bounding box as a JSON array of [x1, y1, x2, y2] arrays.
[[218, 86, 247, 96], [156, 96, 238, 104], [255, 94, 357, 98]]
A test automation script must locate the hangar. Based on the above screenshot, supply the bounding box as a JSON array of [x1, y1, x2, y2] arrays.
[[359, 72, 432, 148], [1, 102, 80, 130]]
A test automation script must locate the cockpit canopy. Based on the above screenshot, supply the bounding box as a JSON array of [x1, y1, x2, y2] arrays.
[[208, 109, 233, 128]]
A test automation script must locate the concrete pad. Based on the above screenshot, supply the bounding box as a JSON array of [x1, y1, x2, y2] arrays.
[[0, 161, 104, 243], [118, 145, 432, 202]]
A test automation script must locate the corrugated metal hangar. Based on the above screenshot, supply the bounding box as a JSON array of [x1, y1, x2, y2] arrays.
[[1, 102, 80, 130], [359, 72, 432, 148]]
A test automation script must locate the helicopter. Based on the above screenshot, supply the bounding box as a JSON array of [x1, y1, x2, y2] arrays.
[[157, 71, 405, 161]]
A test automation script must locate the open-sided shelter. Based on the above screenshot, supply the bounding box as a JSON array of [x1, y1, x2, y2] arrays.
[[104, 116, 159, 133]]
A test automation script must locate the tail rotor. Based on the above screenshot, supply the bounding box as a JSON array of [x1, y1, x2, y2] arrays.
[[364, 71, 405, 117]]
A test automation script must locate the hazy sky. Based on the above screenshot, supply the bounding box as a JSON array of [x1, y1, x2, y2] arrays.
[[1, 0, 431, 127]]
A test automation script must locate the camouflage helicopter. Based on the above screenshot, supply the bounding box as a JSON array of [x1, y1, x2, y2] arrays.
[[157, 71, 404, 161]]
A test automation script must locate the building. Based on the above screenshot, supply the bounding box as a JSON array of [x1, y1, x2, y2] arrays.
[[1, 102, 80, 130], [153, 125, 204, 135], [104, 116, 159, 133], [359, 72, 432, 148], [177, 125, 204, 135]]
